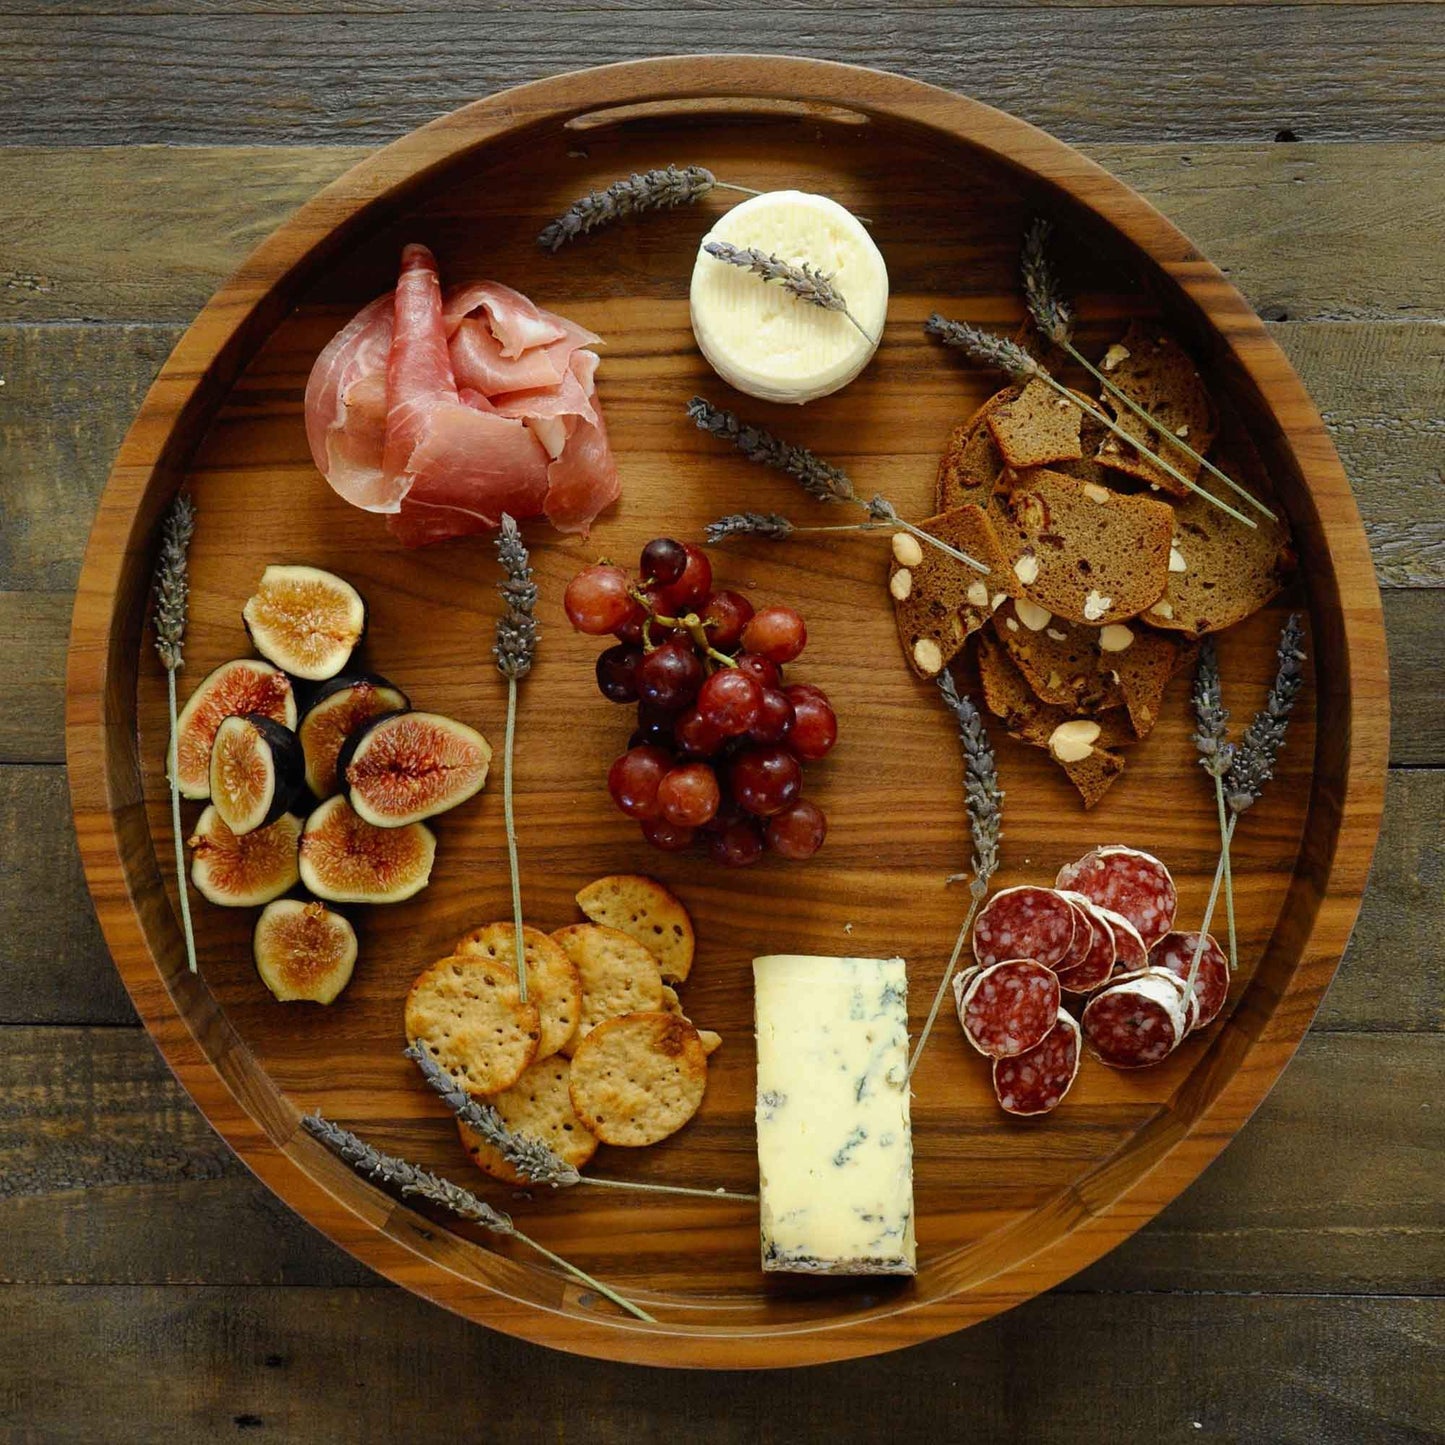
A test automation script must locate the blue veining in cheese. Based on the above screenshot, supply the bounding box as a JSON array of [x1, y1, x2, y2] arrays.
[[752, 954, 916, 1276]]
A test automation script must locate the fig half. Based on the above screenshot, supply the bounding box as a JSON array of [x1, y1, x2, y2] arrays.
[[338, 711, 492, 827], [298, 795, 435, 904], [173, 659, 297, 800], [297, 674, 411, 799], [210, 713, 305, 836], [188, 805, 302, 907], [253, 898, 358, 1003], [242, 565, 366, 682]]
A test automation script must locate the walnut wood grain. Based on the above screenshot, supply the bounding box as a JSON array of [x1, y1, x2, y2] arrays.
[[64, 57, 1389, 1365]]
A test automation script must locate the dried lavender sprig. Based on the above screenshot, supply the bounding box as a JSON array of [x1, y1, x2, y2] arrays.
[[1191, 638, 1239, 979], [405, 1044, 758, 1202], [1226, 612, 1306, 815], [923, 313, 1257, 529], [538, 165, 759, 251], [301, 1112, 654, 1322], [702, 241, 874, 343], [1019, 220, 1276, 523], [151, 494, 199, 976], [906, 673, 1003, 1082], [704, 512, 896, 545], [493, 514, 536, 1002], [688, 398, 988, 572]]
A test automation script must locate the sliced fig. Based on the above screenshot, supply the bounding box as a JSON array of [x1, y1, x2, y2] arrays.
[[173, 659, 297, 800], [298, 794, 435, 904], [338, 711, 492, 827], [297, 674, 411, 799], [253, 898, 358, 1003], [188, 805, 301, 907], [242, 565, 366, 681], [210, 713, 305, 836]]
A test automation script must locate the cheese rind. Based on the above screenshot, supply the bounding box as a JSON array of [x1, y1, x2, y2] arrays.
[[752, 954, 915, 1275]]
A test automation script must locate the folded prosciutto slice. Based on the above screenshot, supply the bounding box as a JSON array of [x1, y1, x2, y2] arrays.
[[304, 244, 619, 543]]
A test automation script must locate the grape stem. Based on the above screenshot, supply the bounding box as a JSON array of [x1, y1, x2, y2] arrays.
[[634, 596, 737, 668]]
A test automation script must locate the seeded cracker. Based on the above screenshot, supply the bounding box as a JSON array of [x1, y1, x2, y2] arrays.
[[453, 922, 581, 1060], [457, 1055, 598, 1185], [575, 874, 696, 982], [568, 1011, 710, 1147], [551, 924, 665, 1056], [405, 955, 541, 1096]]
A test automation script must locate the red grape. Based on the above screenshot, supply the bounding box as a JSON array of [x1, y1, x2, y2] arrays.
[[565, 564, 636, 635], [741, 605, 807, 663], [699, 590, 754, 651], [749, 687, 795, 744], [657, 763, 721, 827], [766, 800, 827, 860], [642, 816, 696, 852], [786, 693, 838, 761], [612, 607, 647, 646], [652, 544, 712, 616], [676, 707, 727, 758], [640, 537, 688, 588], [783, 682, 829, 707], [696, 667, 763, 736], [595, 644, 642, 703], [636, 637, 705, 712], [607, 746, 672, 820], [734, 653, 781, 690], [730, 745, 803, 817], [707, 817, 765, 867]]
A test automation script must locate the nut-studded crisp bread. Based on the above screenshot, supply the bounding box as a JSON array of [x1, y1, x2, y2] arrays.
[[575, 874, 695, 983], [457, 1055, 598, 1185], [935, 386, 1020, 511], [550, 924, 664, 1056], [453, 922, 581, 1060], [405, 955, 540, 1096], [985, 377, 1084, 470], [568, 1011, 709, 1147]]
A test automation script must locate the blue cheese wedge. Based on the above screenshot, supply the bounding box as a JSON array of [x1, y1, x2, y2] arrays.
[[752, 954, 916, 1275]]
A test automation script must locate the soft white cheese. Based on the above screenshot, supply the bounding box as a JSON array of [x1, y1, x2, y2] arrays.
[[690, 191, 888, 404], [752, 954, 915, 1275]]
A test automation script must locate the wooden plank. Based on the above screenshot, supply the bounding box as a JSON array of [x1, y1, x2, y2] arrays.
[[0, 1284, 1437, 1441], [0, 15, 1443, 148], [3, 145, 1444, 324], [1384, 590, 1445, 767], [0, 0, 1432, 13]]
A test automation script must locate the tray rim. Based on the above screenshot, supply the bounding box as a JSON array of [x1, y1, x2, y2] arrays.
[[64, 53, 1390, 1369]]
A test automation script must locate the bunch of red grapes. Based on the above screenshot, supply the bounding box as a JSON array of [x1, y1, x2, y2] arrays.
[[564, 538, 837, 865]]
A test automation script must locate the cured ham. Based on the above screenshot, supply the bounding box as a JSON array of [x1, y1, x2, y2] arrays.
[[304, 245, 619, 544]]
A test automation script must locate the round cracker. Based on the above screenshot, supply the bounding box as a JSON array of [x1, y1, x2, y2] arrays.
[[567, 1011, 708, 1147], [457, 1055, 598, 1185], [550, 924, 664, 1056], [404, 955, 540, 1096], [574, 873, 696, 982], [454, 922, 581, 1059]]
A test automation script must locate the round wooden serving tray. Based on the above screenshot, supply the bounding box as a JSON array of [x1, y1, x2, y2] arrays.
[[66, 56, 1388, 1368]]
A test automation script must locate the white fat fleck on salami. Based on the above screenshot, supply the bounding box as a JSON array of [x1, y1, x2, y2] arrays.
[[1095, 906, 1148, 976], [993, 1011, 1081, 1116], [972, 886, 1078, 969], [1056, 847, 1177, 948], [1053, 892, 1116, 993], [1149, 931, 1229, 1031], [956, 959, 1061, 1059], [1081, 970, 1187, 1068]]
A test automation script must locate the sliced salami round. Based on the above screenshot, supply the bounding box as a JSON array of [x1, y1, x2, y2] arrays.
[[993, 1010, 1081, 1117], [1053, 892, 1117, 994], [957, 959, 1061, 1059], [1055, 846, 1177, 948], [972, 886, 1077, 970], [951, 964, 982, 1016], [1081, 967, 1187, 1069], [1053, 896, 1096, 975], [1096, 906, 1148, 977], [1149, 931, 1229, 1031]]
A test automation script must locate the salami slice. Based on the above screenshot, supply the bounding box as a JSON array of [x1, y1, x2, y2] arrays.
[[1096, 906, 1148, 976], [1055, 846, 1177, 948], [993, 1010, 1081, 1116], [957, 959, 1061, 1059], [1053, 892, 1117, 993], [1149, 931, 1229, 1031], [972, 886, 1077, 969], [1053, 896, 1096, 975], [1081, 967, 1187, 1068], [951, 964, 981, 1015]]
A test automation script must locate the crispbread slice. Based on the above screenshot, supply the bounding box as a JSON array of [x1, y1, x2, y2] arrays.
[[453, 922, 581, 1059], [574, 874, 695, 983], [550, 924, 664, 1056], [986, 377, 1084, 469], [1104, 623, 1194, 739], [936, 386, 1020, 511], [457, 1055, 598, 1185], [405, 955, 540, 1096], [990, 468, 1173, 625], [1052, 397, 1114, 489], [1093, 323, 1217, 496], [991, 603, 1124, 713], [890, 503, 1021, 678], [568, 1011, 709, 1147]]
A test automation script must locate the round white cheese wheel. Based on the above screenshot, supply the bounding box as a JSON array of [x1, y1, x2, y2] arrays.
[[689, 190, 888, 405]]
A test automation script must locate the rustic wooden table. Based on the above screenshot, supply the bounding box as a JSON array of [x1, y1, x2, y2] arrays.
[[1, 12, 1441, 1441]]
